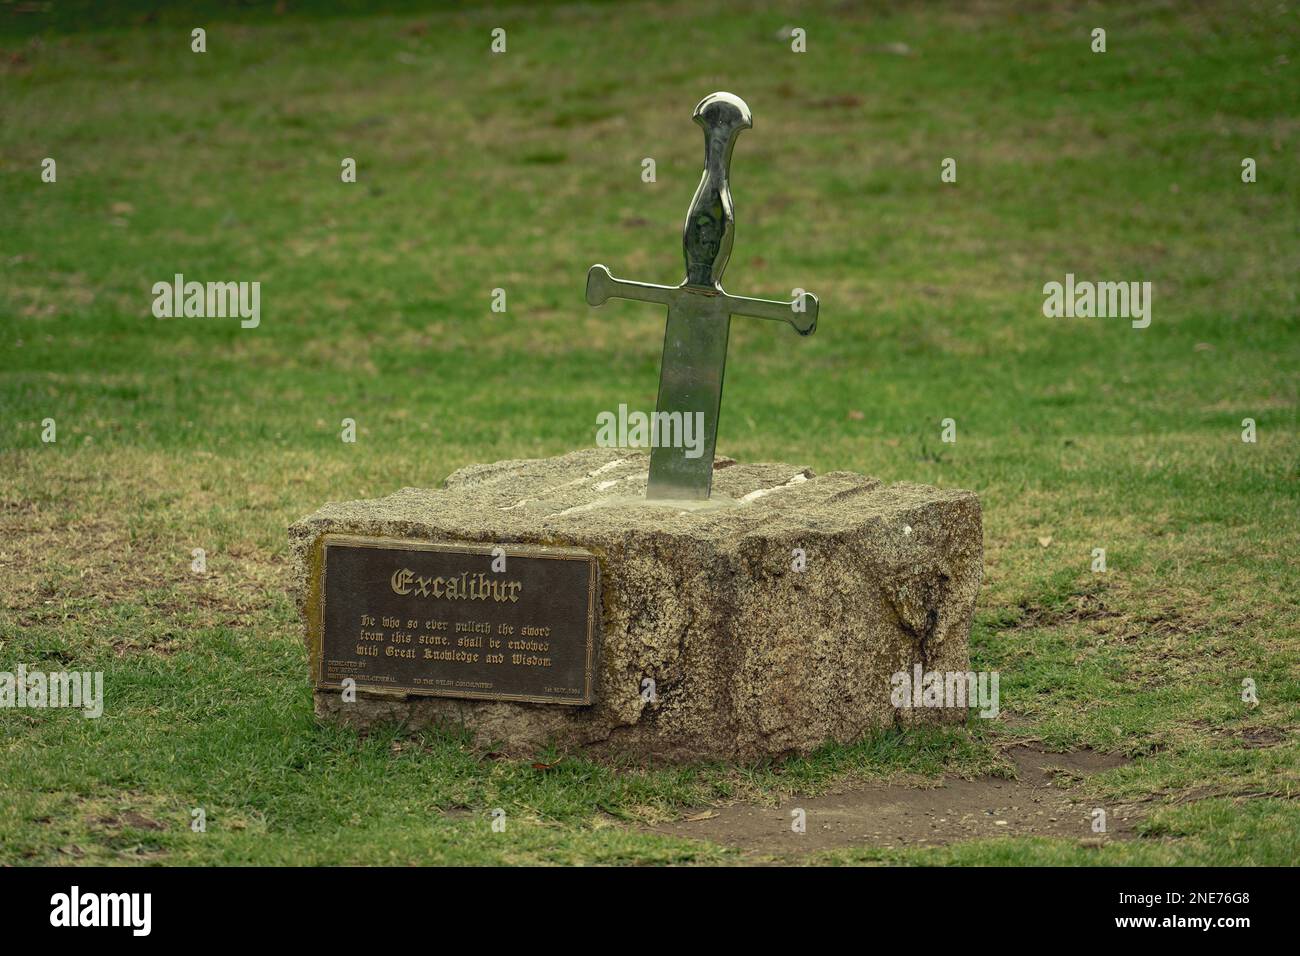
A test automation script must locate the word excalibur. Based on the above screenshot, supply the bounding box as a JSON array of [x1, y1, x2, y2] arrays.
[[586, 92, 819, 499]]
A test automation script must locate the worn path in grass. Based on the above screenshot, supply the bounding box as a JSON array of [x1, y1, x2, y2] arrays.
[[647, 747, 1136, 861]]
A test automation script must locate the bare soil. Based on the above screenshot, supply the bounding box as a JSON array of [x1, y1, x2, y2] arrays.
[[647, 746, 1136, 858]]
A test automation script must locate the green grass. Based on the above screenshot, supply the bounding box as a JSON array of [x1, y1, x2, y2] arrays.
[[1, 0, 1296, 865]]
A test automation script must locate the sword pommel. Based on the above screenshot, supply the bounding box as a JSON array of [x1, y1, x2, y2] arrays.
[[692, 91, 752, 135]]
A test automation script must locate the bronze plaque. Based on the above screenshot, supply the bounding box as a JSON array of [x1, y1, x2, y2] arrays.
[[311, 535, 600, 705]]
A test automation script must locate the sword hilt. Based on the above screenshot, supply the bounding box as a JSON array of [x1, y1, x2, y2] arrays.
[[683, 92, 752, 289]]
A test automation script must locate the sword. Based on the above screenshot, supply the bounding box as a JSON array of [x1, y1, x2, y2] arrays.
[[586, 92, 819, 500]]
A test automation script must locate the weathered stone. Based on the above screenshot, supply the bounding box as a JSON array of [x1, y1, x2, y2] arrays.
[[289, 448, 982, 762]]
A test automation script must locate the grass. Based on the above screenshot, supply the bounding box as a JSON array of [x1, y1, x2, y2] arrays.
[[0, 0, 1296, 865]]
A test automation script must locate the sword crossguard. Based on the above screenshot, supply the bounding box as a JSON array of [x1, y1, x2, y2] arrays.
[[586, 264, 817, 335], [585, 263, 673, 308], [730, 289, 818, 336]]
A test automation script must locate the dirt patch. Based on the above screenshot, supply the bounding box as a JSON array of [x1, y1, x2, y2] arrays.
[[1199, 724, 1293, 750], [647, 747, 1136, 858], [996, 585, 1119, 632], [94, 811, 166, 832]]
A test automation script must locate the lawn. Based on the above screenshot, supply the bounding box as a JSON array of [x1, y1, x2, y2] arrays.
[[0, 0, 1296, 865]]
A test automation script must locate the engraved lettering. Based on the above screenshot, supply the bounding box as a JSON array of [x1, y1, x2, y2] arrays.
[[390, 568, 523, 603]]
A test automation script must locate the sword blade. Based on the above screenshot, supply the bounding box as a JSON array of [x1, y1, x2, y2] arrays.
[[648, 292, 731, 500]]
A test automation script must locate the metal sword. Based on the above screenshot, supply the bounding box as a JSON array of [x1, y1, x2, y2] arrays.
[[585, 91, 819, 500]]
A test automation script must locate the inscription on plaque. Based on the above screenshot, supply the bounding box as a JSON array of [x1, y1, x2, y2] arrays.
[[312, 535, 600, 705]]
